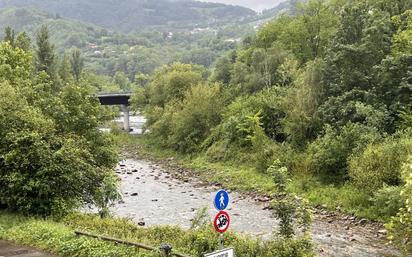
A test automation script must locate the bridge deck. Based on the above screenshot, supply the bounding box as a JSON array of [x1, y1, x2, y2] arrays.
[[97, 93, 132, 106]]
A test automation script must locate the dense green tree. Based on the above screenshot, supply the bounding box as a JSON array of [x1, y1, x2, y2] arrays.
[[257, 0, 339, 63], [147, 63, 207, 109], [134, 73, 148, 87], [392, 10, 412, 55], [35, 25, 56, 77], [59, 53, 74, 84], [211, 56, 233, 85], [3, 26, 15, 47], [0, 41, 32, 85], [15, 31, 31, 52], [0, 39, 117, 216], [70, 48, 84, 82], [113, 71, 130, 92], [282, 59, 324, 148]]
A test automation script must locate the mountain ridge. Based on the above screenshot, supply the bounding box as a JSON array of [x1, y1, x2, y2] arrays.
[[0, 0, 257, 32]]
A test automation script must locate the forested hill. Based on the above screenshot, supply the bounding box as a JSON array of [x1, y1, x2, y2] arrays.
[[0, 0, 256, 31], [0, 7, 104, 50]]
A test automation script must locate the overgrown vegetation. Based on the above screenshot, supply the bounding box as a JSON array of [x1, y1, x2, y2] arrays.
[[133, 0, 412, 255], [0, 212, 314, 257]]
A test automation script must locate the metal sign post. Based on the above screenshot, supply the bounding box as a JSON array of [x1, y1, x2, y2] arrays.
[[205, 189, 234, 257], [219, 233, 224, 250]]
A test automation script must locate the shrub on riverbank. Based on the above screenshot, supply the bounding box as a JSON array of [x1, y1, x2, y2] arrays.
[[387, 157, 412, 256], [0, 212, 314, 257]]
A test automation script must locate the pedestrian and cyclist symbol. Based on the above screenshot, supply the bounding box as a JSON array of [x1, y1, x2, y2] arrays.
[[214, 189, 229, 210]]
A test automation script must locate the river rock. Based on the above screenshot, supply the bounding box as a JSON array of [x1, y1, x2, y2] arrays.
[[358, 219, 368, 225], [378, 229, 387, 235], [257, 196, 271, 202]]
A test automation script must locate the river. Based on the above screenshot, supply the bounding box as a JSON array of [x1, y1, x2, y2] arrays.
[[111, 158, 399, 257], [109, 114, 399, 257]]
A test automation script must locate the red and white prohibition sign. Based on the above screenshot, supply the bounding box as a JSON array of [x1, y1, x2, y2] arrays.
[[213, 210, 230, 233]]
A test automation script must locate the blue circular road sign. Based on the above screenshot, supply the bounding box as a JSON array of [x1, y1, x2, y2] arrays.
[[214, 189, 229, 211]]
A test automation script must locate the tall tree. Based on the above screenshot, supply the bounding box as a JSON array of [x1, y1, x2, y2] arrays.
[[70, 48, 84, 82], [35, 25, 56, 76], [3, 27, 15, 47], [15, 32, 31, 52], [59, 53, 73, 84], [113, 71, 130, 92]]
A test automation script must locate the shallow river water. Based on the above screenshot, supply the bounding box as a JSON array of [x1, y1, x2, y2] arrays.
[[111, 159, 400, 257]]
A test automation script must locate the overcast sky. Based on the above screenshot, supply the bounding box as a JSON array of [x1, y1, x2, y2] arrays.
[[200, 0, 286, 11]]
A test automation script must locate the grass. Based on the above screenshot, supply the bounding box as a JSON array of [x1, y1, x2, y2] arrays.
[[0, 211, 313, 257], [115, 133, 391, 222]]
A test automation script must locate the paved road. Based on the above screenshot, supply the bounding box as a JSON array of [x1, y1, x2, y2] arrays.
[[0, 241, 55, 257]]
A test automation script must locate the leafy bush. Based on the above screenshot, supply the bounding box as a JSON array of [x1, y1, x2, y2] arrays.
[[203, 87, 286, 167], [205, 87, 285, 149], [369, 186, 404, 221], [149, 83, 223, 153], [306, 123, 381, 180], [168, 83, 223, 153], [348, 133, 412, 192], [147, 63, 207, 108], [387, 157, 412, 255]]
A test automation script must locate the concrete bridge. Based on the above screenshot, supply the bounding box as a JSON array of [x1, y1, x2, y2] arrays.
[[97, 92, 132, 131]]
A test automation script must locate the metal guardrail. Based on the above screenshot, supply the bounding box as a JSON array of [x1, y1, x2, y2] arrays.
[[74, 231, 190, 257]]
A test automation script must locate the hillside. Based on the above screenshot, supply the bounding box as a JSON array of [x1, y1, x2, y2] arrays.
[[0, 7, 104, 50], [0, 0, 296, 78], [0, 0, 256, 32], [0, 6, 243, 79]]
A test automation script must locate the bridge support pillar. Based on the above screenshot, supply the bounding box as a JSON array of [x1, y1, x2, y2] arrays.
[[121, 104, 130, 131]]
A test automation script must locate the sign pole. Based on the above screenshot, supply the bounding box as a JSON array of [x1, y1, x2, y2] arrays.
[[220, 233, 224, 250], [206, 189, 233, 257]]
